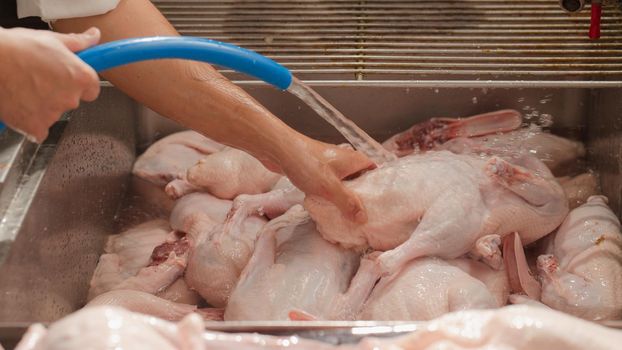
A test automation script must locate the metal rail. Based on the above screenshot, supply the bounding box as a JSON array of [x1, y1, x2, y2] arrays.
[[153, 0, 622, 80]]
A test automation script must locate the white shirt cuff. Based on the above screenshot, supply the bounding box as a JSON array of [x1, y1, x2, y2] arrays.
[[17, 0, 121, 22]]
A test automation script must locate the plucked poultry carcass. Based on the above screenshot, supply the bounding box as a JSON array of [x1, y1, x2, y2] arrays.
[[87, 289, 223, 322], [383, 110, 586, 175], [381, 109, 523, 156], [87, 219, 199, 305], [11, 305, 622, 350], [557, 172, 600, 209], [165, 147, 281, 200], [440, 126, 586, 176], [358, 257, 508, 321], [12, 306, 207, 350], [361, 305, 622, 350], [165, 192, 266, 307], [225, 205, 371, 321], [132, 130, 225, 187], [537, 195, 622, 320], [133, 130, 281, 201], [304, 150, 568, 277]]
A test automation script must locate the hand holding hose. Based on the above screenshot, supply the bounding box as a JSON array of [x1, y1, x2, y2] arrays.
[[0, 27, 101, 142]]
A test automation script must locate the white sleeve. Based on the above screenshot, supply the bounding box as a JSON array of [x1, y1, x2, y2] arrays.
[[17, 0, 121, 22]]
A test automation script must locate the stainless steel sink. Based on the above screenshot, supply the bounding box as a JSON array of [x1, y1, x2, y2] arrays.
[[3, 0, 622, 346], [0, 81, 621, 328]]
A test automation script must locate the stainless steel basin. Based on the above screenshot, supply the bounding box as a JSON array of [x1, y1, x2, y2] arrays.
[[0, 81, 621, 328], [1, 0, 622, 347]]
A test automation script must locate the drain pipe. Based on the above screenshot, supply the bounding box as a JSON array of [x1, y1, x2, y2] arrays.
[[559, 0, 585, 12]]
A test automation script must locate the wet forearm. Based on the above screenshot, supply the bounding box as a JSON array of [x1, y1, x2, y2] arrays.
[[53, 0, 300, 167]]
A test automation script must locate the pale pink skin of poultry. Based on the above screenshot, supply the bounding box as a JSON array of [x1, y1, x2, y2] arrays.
[[88, 220, 196, 302], [383, 109, 586, 176], [441, 127, 586, 176], [156, 278, 203, 305], [87, 289, 224, 322], [169, 192, 267, 307], [16, 305, 622, 350], [110, 251, 187, 294], [382, 109, 523, 157], [104, 219, 171, 276], [169, 192, 233, 239], [358, 258, 504, 321], [477, 128, 585, 175], [87, 289, 199, 322], [88, 220, 199, 304], [13, 306, 206, 350], [13, 306, 337, 350], [132, 130, 225, 187], [222, 177, 305, 239], [305, 151, 568, 277], [557, 172, 600, 209], [509, 294, 552, 309], [165, 147, 281, 200], [224, 206, 366, 321], [447, 258, 510, 307], [364, 305, 622, 350], [538, 195, 622, 321]]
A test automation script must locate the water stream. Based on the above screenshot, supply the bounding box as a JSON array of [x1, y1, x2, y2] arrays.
[[287, 77, 397, 165]]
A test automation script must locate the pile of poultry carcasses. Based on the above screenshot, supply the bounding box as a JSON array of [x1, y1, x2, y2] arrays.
[[85, 109, 622, 323]]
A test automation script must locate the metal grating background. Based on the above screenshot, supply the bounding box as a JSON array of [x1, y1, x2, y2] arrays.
[[153, 0, 622, 81]]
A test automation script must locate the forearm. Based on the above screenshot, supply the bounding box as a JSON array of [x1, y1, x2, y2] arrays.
[[53, 0, 300, 167]]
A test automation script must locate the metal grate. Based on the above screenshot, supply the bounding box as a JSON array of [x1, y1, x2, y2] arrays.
[[153, 0, 622, 81]]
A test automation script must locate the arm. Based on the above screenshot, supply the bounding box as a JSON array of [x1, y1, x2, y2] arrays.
[[53, 0, 372, 222]]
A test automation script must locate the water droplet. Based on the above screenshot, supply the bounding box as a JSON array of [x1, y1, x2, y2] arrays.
[[540, 113, 553, 127]]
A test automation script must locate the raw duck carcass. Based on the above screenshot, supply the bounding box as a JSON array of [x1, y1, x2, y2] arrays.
[[557, 172, 600, 209], [11, 306, 334, 350], [86, 289, 208, 322], [12, 305, 622, 350], [165, 147, 281, 200], [361, 305, 622, 350], [439, 125, 586, 175], [132, 130, 225, 187], [383, 110, 586, 175], [90, 248, 187, 299], [12, 306, 207, 350], [358, 257, 507, 321], [103, 219, 172, 276], [87, 220, 199, 304], [304, 150, 568, 277], [222, 177, 304, 237], [156, 278, 203, 305], [537, 195, 622, 320], [224, 206, 370, 321], [165, 192, 266, 307], [382, 109, 523, 156]]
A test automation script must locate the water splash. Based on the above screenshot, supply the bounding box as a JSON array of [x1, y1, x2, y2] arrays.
[[287, 77, 397, 165]]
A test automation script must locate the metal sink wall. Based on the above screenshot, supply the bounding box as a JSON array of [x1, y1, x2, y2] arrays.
[[0, 82, 620, 326]]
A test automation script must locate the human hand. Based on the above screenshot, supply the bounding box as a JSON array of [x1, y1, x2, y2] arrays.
[[274, 138, 376, 223], [0, 27, 101, 142]]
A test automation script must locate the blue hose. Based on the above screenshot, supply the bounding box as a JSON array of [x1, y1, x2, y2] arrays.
[[0, 36, 293, 133]]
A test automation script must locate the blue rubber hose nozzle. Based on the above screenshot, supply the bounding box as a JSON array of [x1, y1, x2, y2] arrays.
[[0, 36, 293, 132]]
